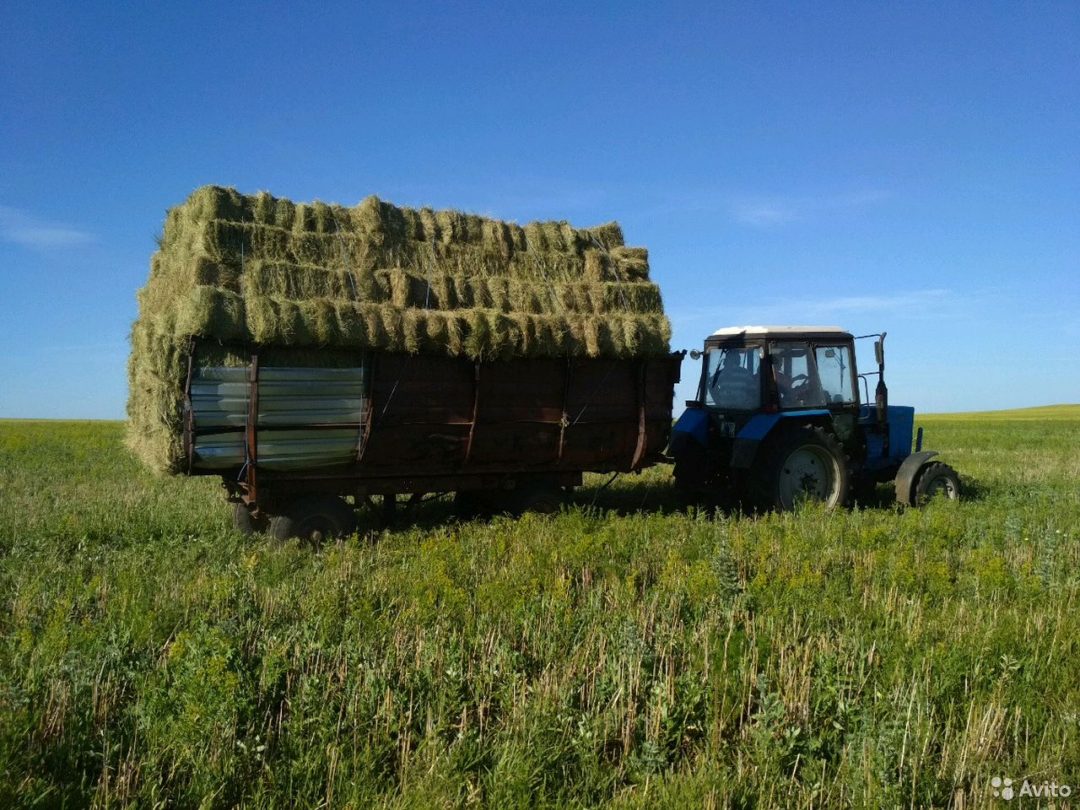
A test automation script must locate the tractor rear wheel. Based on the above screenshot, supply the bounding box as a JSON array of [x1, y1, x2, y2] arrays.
[[752, 426, 850, 512], [269, 495, 357, 548], [913, 462, 961, 504]]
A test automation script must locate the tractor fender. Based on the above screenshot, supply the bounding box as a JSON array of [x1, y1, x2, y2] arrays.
[[671, 407, 709, 447], [894, 450, 939, 505], [731, 410, 831, 468]]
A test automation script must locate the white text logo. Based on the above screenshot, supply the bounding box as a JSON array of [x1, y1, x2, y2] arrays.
[[991, 776, 1072, 801]]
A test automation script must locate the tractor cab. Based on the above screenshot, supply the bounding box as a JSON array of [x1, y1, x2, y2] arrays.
[[701, 326, 859, 415], [670, 325, 959, 510]]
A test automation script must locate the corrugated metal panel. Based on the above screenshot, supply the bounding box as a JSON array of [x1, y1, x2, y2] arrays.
[[192, 428, 362, 470], [189, 364, 367, 471]]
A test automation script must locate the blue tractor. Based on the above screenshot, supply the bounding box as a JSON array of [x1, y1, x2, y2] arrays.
[[669, 326, 960, 510]]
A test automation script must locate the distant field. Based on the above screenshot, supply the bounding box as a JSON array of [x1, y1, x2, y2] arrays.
[[924, 403, 1080, 421], [0, 409, 1077, 807]]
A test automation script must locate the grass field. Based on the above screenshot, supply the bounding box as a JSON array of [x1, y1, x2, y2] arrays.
[[1, 407, 1077, 807]]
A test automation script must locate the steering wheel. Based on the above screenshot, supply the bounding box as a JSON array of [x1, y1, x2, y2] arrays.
[[786, 374, 813, 405]]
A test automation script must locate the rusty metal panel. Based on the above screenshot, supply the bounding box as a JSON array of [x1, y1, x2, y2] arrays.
[[360, 353, 679, 476], [359, 354, 473, 470], [476, 359, 565, 423], [564, 359, 638, 424], [468, 424, 561, 466], [367, 355, 474, 425], [362, 423, 471, 468]]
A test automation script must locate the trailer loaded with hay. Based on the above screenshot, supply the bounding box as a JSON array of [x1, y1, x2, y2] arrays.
[[127, 186, 682, 542]]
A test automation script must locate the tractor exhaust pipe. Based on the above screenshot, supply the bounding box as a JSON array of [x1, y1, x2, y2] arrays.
[[875, 380, 888, 425], [873, 333, 888, 425]]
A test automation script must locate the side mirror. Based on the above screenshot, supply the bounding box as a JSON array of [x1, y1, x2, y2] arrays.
[[874, 340, 884, 367], [689, 349, 702, 361]]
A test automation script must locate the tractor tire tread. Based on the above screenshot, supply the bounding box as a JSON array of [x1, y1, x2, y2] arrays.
[[912, 461, 961, 505], [750, 423, 852, 512]]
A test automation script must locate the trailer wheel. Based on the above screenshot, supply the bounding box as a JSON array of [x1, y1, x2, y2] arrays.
[[269, 496, 357, 548], [453, 491, 487, 519], [513, 481, 563, 515], [233, 502, 268, 535], [913, 462, 961, 504], [752, 426, 850, 512]]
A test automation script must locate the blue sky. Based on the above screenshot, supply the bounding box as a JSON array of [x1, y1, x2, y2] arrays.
[[1, 1, 1077, 418]]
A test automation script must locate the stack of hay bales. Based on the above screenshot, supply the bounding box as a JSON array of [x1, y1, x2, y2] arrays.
[[128, 185, 671, 473]]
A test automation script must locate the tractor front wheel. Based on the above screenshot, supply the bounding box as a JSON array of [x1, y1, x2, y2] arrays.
[[752, 426, 850, 512], [913, 462, 961, 504]]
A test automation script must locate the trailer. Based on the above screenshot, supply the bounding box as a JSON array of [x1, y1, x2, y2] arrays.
[[184, 343, 683, 542], [127, 186, 679, 543]]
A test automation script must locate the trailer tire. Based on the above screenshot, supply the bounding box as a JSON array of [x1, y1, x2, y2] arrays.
[[751, 425, 850, 512], [514, 482, 563, 515], [453, 491, 488, 519], [912, 462, 961, 505], [269, 496, 357, 548], [233, 502, 268, 535]]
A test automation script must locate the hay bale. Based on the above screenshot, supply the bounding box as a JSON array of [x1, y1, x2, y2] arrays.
[[127, 185, 671, 473], [583, 221, 624, 250], [611, 246, 650, 281]]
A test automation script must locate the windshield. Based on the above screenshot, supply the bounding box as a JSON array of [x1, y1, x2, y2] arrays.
[[815, 344, 857, 404], [702, 346, 761, 410], [769, 341, 857, 408]]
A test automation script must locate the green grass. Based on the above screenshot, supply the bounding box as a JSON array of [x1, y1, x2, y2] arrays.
[[0, 411, 1077, 808]]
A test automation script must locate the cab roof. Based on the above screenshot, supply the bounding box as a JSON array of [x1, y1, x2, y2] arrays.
[[708, 325, 853, 339]]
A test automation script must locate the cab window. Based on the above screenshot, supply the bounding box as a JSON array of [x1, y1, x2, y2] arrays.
[[770, 341, 826, 408], [703, 346, 761, 410], [815, 345, 857, 404]]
